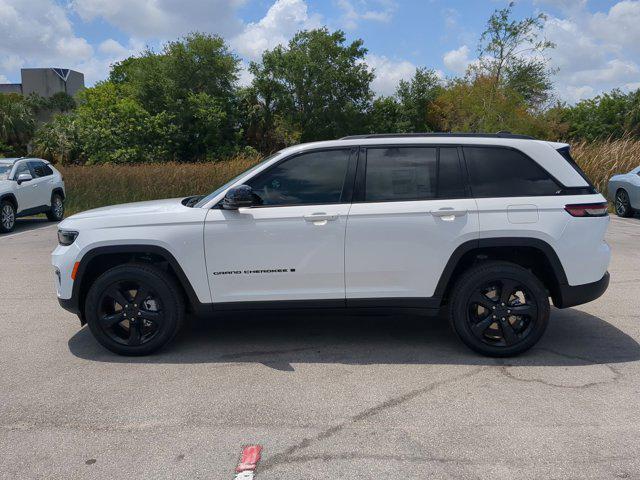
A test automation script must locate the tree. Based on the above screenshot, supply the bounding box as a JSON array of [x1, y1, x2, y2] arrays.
[[0, 93, 36, 155], [395, 67, 442, 132], [474, 2, 555, 109], [367, 96, 402, 133], [562, 88, 640, 140], [249, 28, 374, 143], [109, 33, 241, 159], [428, 76, 553, 138]]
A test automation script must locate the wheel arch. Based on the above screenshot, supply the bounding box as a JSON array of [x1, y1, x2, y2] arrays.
[[0, 193, 18, 211], [72, 244, 208, 324], [435, 238, 569, 308], [51, 187, 65, 201]]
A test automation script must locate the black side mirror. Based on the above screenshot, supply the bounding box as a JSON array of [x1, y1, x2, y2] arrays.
[[222, 185, 254, 210]]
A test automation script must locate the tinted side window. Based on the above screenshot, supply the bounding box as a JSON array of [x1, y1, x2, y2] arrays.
[[13, 163, 30, 179], [247, 149, 350, 206], [29, 161, 51, 178], [365, 147, 437, 201], [438, 148, 465, 198], [464, 147, 560, 197]]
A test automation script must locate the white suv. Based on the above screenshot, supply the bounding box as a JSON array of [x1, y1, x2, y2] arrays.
[[0, 157, 66, 233], [52, 134, 610, 357]]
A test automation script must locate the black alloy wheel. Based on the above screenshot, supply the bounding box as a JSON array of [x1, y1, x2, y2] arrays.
[[85, 264, 184, 355], [449, 261, 550, 357]]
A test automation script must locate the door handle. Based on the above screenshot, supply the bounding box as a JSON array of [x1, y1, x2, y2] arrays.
[[303, 213, 339, 223], [430, 208, 467, 218]]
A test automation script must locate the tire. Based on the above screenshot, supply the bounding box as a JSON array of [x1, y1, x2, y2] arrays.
[[615, 189, 633, 218], [84, 263, 185, 356], [449, 261, 550, 357], [46, 193, 64, 221], [0, 200, 16, 233]]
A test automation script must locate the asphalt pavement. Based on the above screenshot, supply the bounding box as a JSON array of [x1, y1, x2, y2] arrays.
[[1, 215, 639, 479]]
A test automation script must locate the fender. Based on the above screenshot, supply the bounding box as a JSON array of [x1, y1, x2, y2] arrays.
[[69, 244, 210, 321], [51, 187, 65, 201], [433, 237, 569, 299], [0, 193, 18, 210]]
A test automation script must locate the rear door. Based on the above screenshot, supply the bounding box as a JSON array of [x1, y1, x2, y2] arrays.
[[27, 160, 54, 207], [204, 148, 357, 304], [345, 146, 479, 305]]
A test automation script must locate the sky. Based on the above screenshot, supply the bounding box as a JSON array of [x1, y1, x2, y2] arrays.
[[0, 0, 639, 103]]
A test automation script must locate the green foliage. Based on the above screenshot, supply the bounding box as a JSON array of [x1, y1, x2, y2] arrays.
[[0, 93, 35, 154], [109, 32, 240, 159], [474, 1, 555, 109], [395, 67, 443, 132], [562, 89, 640, 140], [249, 28, 374, 145], [429, 76, 554, 137], [32, 114, 81, 164]]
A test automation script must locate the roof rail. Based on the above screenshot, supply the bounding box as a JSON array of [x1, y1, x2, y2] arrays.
[[339, 132, 536, 140]]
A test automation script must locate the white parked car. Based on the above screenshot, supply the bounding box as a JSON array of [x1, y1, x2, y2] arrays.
[[52, 133, 610, 357], [0, 157, 66, 233], [608, 166, 640, 217]]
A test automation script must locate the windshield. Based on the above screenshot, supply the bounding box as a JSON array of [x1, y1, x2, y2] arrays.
[[0, 165, 12, 180], [193, 153, 280, 208]]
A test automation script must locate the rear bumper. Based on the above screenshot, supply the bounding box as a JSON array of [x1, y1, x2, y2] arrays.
[[554, 271, 610, 309]]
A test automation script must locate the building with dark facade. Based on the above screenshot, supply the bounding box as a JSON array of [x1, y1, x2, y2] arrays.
[[0, 68, 84, 98]]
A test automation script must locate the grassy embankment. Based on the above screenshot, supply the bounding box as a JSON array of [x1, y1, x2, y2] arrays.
[[58, 139, 640, 215]]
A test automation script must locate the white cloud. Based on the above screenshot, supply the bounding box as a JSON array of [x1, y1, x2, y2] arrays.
[[443, 45, 471, 75], [0, 75, 8, 83], [71, 0, 247, 40], [0, 0, 93, 79], [98, 39, 128, 57], [367, 54, 416, 96], [337, 0, 397, 29], [231, 0, 321, 60], [543, 1, 640, 102]]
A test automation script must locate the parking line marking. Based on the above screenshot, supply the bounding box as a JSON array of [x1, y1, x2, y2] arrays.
[[0, 224, 57, 240]]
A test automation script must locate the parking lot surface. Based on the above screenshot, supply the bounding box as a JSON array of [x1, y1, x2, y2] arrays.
[[1, 216, 640, 479]]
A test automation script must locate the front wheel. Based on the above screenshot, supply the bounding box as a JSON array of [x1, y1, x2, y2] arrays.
[[449, 261, 550, 357], [615, 189, 633, 218], [85, 263, 185, 355], [0, 201, 16, 233], [46, 194, 64, 221]]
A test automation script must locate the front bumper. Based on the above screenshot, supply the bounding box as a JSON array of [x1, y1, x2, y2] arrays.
[[554, 271, 610, 309]]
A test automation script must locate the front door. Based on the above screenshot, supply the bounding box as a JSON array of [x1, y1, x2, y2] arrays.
[[345, 146, 479, 304], [204, 148, 356, 304], [12, 162, 39, 213]]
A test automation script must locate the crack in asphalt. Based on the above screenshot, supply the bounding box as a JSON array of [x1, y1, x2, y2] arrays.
[[496, 347, 623, 389], [259, 366, 487, 471]]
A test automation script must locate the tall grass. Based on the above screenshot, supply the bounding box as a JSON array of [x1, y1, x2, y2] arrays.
[[57, 140, 640, 214], [571, 137, 640, 197], [58, 155, 260, 215]]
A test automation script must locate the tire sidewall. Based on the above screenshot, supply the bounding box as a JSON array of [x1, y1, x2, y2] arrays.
[[0, 201, 16, 233], [48, 194, 64, 221], [85, 265, 183, 356], [616, 190, 631, 217], [450, 263, 550, 357]]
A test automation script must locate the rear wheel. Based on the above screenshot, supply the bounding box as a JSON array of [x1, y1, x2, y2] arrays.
[[615, 189, 633, 217], [0, 201, 16, 233], [85, 264, 185, 355], [449, 261, 550, 357], [46, 194, 64, 221]]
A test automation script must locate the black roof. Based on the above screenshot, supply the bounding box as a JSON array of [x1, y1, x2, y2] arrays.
[[340, 132, 536, 140]]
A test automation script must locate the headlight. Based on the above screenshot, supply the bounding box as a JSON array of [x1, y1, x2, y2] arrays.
[[58, 230, 78, 246]]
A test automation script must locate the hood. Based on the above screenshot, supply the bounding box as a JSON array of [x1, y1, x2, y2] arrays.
[[69, 198, 188, 220], [58, 197, 206, 231]]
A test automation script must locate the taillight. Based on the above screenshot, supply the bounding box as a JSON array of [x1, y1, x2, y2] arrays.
[[564, 203, 608, 217]]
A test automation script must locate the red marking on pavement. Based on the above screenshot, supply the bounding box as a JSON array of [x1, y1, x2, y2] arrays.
[[236, 445, 262, 473]]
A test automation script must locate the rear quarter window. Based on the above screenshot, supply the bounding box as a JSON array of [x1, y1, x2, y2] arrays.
[[464, 146, 560, 198]]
